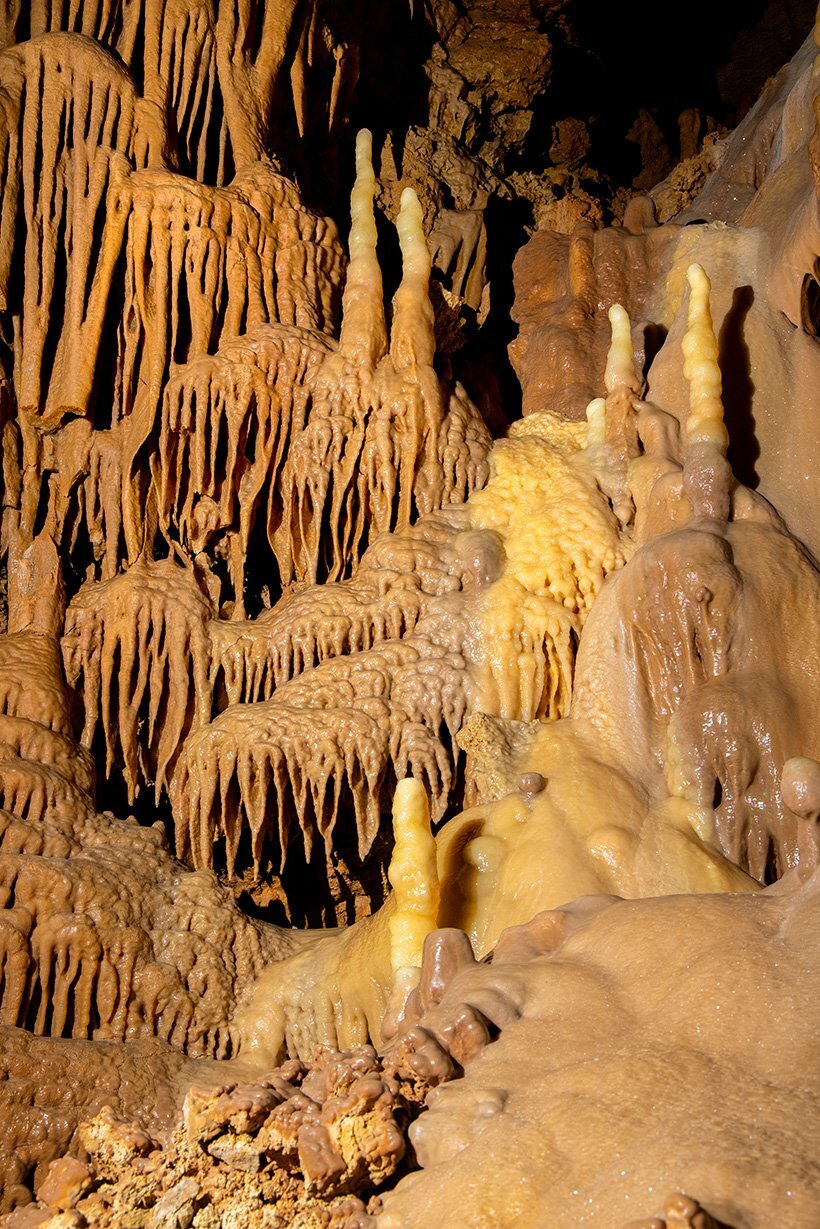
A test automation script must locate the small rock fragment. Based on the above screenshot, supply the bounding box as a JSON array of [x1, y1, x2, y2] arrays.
[[36, 1159, 92, 1212]]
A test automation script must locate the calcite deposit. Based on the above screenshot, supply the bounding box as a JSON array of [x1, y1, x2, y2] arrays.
[[0, 2, 817, 1228]]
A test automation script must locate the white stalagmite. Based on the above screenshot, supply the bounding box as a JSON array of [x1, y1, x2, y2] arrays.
[[681, 263, 729, 454], [390, 186, 436, 371], [339, 129, 387, 368], [387, 777, 440, 980], [585, 396, 607, 448], [588, 303, 641, 526], [604, 304, 641, 395]]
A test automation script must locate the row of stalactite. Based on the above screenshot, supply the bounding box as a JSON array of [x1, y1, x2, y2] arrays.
[[0, 11, 623, 912], [0, 1, 359, 180], [0, 597, 281, 1054], [0, 40, 497, 906]]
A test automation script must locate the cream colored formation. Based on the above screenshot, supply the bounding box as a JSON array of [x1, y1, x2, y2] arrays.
[[0, 5, 816, 1227]]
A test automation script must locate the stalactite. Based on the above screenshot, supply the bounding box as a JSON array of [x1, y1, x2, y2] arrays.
[[206, 508, 471, 706], [215, 0, 314, 169], [209, 582, 426, 705], [0, 617, 285, 1064], [0, 0, 357, 192], [138, 0, 225, 183], [7, 0, 221, 184], [62, 493, 486, 823], [2, 0, 122, 48], [156, 323, 335, 612], [172, 636, 469, 881], [0, 755, 96, 829], [0, 35, 142, 433], [114, 162, 343, 562], [61, 559, 214, 803], [0, 27, 344, 571], [115, 168, 304, 429]]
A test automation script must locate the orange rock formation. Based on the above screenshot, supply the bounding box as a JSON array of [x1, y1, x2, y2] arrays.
[[0, 5, 817, 1228]]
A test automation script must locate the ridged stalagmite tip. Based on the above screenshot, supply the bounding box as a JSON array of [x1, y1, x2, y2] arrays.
[[681, 263, 729, 455], [390, 187, 436, 371], [339, 128, 387, 367], [585, 397, 607, 448], [387, 778, 440, 976], [604, 304, 640, 395]]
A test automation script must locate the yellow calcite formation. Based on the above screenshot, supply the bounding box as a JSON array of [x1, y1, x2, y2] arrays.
[[681, 263, 730, 453], [585, 396, 607, 447], [604, 303, 641, 395], [437, 724, 758, 958], [391, 188, 437, 372], [470, 410, 627, 721], [340, 128, 387, 368], [387, 778, 440, 976]]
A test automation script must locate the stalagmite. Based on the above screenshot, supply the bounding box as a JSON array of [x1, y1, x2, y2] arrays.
[[339, 128, 387, 369], [274, 131, 489, 586], [604, 304, 641, 396], [391, 188, 437, 373], [585, 396, 607, 448], [387, 778, 440, 981], [591, 302, 643, 525], [679, 263, 732, 523], [681, 264, 729, 455]]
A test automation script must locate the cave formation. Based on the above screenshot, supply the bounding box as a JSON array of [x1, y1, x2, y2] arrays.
[[0, 2, 818, 1227]]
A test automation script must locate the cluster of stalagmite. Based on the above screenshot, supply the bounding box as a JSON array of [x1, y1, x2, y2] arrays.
[[243, 249, 820, 1064]]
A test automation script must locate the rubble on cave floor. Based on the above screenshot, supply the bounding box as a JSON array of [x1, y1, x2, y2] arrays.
[[0, 1046, 437, 1229]]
